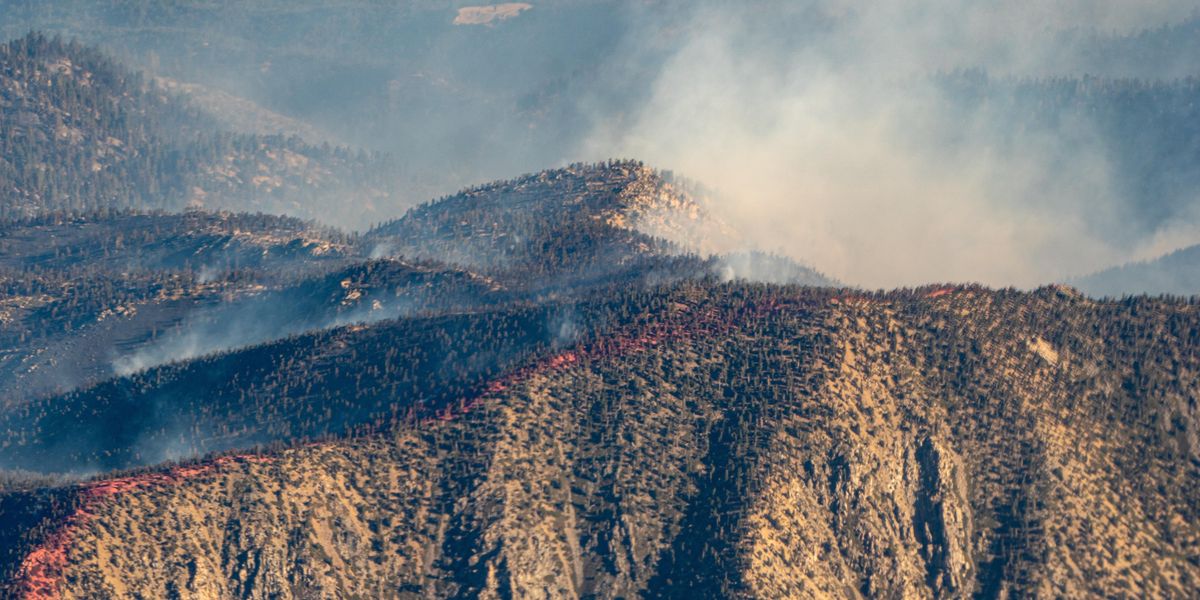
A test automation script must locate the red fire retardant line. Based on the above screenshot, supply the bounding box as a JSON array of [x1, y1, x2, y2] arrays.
[[429, 297, 794, 423], [13, 455, 273, 600], [12, 294, 815, 598]]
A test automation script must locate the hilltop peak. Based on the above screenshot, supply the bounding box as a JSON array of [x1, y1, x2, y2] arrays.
[[365, 160, 738, 280]]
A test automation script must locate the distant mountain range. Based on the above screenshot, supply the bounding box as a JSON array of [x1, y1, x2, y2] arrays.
[[1073, 243, 1200, 297], [2, 282, 1196, 597], [0, 33, 403, 224], [4, 2, 1198, 234]]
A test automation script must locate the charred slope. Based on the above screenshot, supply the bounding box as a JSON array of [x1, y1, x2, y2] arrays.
[[95, 256, 507, 382], [0, 211, 352, 275], [0, 33, 398, 223], [3, 284, 1197, 598], [0, 211, 512, 404], [0, 211, 352, 403], [0, 258, 500, 407], [0, 289, 672, 473]]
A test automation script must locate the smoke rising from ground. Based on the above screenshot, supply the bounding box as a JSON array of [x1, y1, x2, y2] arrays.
[[584, 1, 1200, 288], [112, 287, 419, 377]]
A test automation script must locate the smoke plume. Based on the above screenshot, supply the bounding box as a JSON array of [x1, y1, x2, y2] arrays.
[[583, 1, 1200, 288]]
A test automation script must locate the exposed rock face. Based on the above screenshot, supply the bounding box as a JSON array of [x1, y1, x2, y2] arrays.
[[6, 285, 1197, 598]]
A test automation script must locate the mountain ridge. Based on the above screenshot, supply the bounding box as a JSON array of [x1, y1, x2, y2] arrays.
[[2, 283, 1196, 598]]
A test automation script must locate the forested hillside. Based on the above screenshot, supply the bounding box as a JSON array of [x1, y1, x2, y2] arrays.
[[0, 7, 1198, 598], [0, 33, 400, 223], [0, 210, 358, 403], [2, 283, 1196, 597]]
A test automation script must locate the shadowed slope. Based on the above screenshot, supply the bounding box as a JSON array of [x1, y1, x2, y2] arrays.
[[1073, 244, 1200, 297]]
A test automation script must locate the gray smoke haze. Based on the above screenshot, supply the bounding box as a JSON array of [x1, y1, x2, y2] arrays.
[[112, 286, 418, 377], [583, 1, 1200, 288]]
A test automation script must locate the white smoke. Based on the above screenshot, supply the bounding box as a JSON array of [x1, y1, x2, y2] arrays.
[[583, 1, 1200, 288]]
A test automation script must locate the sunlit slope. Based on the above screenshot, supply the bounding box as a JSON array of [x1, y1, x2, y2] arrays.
[[5, 284, 1196, 598]]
